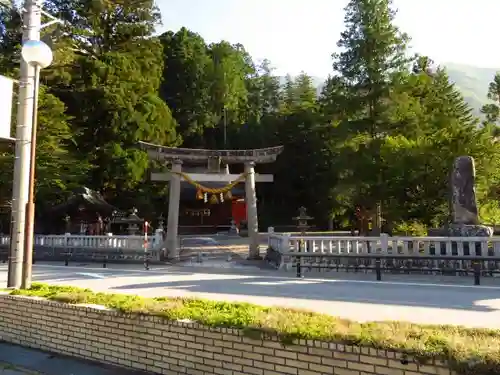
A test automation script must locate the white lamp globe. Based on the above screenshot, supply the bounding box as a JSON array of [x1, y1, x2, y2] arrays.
[[21, 40, 53, 69]]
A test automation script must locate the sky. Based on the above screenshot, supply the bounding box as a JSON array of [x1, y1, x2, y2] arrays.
[[156, 0, 500, 78]]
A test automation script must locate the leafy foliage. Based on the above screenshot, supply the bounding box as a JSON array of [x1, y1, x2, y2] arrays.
[[0, 0, 499, 230]]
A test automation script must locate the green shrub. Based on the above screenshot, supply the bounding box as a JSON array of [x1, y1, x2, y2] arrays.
[[479, 200, 500, 225], [392, 220, 428, 236]]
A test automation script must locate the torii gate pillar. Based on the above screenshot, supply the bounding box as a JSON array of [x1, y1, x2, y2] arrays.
[[244, 162, 259, 259], [166, 159, 182, 260]]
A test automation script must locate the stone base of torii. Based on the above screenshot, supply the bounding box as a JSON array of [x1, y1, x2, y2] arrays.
[[139, 142, 284, 260]]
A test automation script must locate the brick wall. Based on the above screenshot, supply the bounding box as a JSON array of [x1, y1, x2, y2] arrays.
[[0, 294, 455, 375]]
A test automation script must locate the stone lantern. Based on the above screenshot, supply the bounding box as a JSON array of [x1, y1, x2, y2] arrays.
[[292, 207, 313, 277], [126, 208, 142, 235], [293, 206, 313, 235]]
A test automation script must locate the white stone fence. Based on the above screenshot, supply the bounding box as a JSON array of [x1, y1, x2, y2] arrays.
[[0, 232, 164, 251], [267, 231, 500, 270]]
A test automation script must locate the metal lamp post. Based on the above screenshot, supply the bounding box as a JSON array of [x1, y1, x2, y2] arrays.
[[20, 39, 53, 289], [5, 0, 61, 289]]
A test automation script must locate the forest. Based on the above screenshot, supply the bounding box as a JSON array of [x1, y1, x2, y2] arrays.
[[1, 0, 500, 234]]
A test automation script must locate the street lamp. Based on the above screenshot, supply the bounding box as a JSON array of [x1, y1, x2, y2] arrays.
[[20, 39, 53, 289], [22, 40, 53, 69]]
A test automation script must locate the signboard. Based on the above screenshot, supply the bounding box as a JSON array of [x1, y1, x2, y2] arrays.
[[0, 75, 14, 141]]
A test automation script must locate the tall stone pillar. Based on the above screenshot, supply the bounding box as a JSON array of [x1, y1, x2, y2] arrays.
[[166, 159, 182, 260], [245, 162, 260, 259]]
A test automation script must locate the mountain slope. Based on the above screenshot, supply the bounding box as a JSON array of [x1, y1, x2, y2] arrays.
[[444, 63, 498, 118]]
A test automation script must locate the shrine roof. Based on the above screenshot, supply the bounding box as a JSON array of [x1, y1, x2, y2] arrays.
[[48, 187, 118, 217], [139, 141, 283, 164]]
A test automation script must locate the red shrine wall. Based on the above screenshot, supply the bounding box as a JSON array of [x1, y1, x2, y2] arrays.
[[177, 199, 247, 234], [232, 199, 247, 226], [178, 201, 233, 234]]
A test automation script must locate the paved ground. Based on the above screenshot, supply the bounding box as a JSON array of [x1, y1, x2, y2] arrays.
[[0, 343, 149, 375], [2, 262, 500, 329], [178, 234, 267, 263]]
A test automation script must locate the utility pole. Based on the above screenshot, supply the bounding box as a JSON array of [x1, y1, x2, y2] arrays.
[[8, 0, 42, 288]]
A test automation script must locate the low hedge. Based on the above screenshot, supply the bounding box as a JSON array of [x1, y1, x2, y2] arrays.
[[4, 283, 500, 374]]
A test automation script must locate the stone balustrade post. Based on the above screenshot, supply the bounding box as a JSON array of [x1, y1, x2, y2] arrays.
[[380, 233, 389, 253], [152, 230, 163, 249]]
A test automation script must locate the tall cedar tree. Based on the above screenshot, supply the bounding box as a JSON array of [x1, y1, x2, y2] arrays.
[[328, 0, 411, 222]]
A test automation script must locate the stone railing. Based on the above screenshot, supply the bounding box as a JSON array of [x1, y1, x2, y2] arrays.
[[267, 231, 500, 271], [0, 233, 163, 251], [0, 232, 166, 263]]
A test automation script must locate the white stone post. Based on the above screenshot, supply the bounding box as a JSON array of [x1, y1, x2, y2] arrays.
[[166, 159, 182, 260], [245, 162, 260, 259], [380, 233, 389, 254], [282, 233, 292, 270], [153, 229, 163, 249], [267, 227, 275, 250]]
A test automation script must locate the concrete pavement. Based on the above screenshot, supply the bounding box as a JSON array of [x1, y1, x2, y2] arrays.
[[2, 262, 500, 328], [0, 343, 150, 375]]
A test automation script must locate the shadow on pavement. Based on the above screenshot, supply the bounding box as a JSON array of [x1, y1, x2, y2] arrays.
[[21, 263, 500, 313], [0, 342, 151, 375], [108, 274, 500, 313]]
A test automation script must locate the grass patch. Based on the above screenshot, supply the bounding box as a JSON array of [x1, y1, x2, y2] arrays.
[[7, 283, 500, 374]]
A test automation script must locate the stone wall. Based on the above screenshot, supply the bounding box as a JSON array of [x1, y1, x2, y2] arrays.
[[0, 294, 456, 375]]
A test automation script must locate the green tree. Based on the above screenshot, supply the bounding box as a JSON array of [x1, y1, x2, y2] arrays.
[[43, 0, 160, 56], [206, 41, 254, 148], [325, 0, 412, 229], [243, 59, 280, 126], [0, 3, 86, 209], [0, 4, 21, 77], [481, 73, 500, 131], [255, 59, 281, 116], [45, 0, 179, 202], [280, 72, 317, 112], [374, 59, 497, 227], [0, 90, 87, 205], [159, 28, 213, 143], [263, 74, 323, 222], [388, 59, 477, 137], [280, 74, 296, 111], [230, 59, 281, 150]]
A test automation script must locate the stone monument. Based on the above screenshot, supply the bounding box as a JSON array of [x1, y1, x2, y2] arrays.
[[431, 156, 493, 237]]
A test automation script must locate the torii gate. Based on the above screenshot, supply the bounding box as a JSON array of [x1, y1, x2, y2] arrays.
[[139, 141, 283, 260]]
